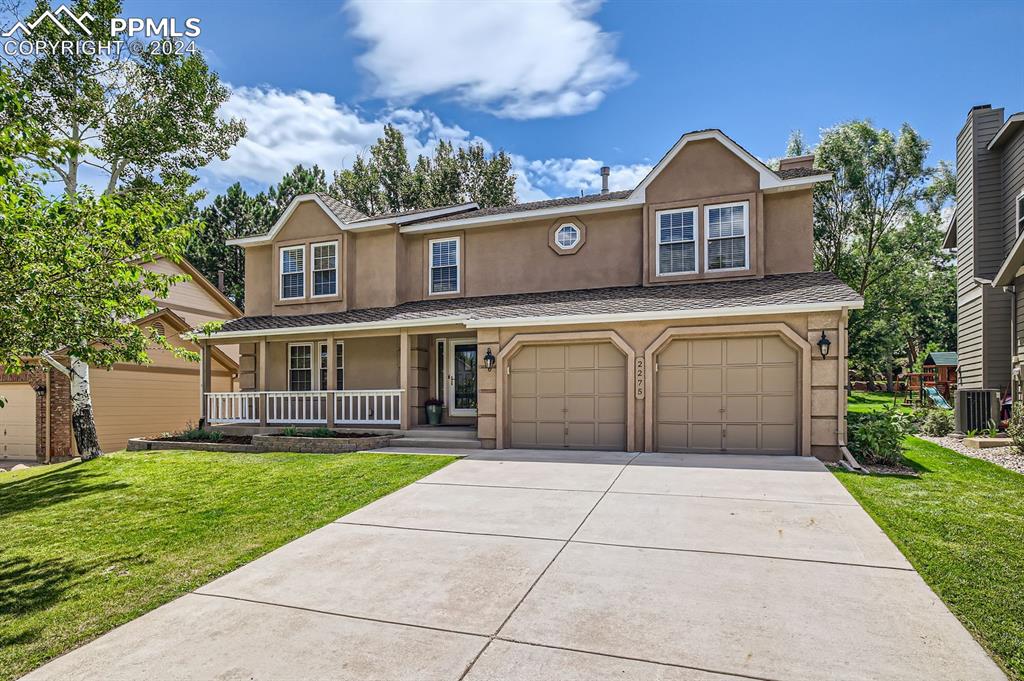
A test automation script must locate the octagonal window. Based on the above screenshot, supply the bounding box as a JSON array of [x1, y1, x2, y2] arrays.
[[555, 224, 581, 250]]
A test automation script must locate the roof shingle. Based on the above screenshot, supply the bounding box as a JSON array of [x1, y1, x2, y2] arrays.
[[217, 271, 861, 334], [775, 167, 830, 180], [315, 193, 368, 223]]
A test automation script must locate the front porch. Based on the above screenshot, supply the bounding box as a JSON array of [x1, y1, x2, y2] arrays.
[[198, 329, 484, 433]]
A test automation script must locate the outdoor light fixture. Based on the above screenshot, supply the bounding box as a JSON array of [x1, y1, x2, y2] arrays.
[[483, 347, 496, 371], [817, 331, 832, 359], [33, 384, 46, 397]]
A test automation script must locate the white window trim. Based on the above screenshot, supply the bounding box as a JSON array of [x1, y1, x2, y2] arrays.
[[335, 341, 345, 391], [554, 223, 581, 250], [287, 342, 314, 392], [704, 201, 750, 273], [1017, 189, 1024, 235], [428, 236, 460, 295], [310, 240, 339, 299], [655, 207, 698, 277], [280, 245, 306, 300]]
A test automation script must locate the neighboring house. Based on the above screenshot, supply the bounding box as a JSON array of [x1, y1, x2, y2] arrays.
[[0, 258, 240, 462], [202, 129, 863, 460], [945, 104, 1024, 400]]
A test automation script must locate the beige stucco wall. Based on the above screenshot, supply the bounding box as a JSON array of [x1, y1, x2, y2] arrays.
[[646, 138, 760, 204], [242, 336, 400, 392], [764, 190, 814, 275], [351, 230, 398, 309]]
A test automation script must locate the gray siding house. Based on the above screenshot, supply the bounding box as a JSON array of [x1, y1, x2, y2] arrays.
[[947, 104, 1024, 397]]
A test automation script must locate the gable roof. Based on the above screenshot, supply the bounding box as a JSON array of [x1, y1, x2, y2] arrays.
[[987, 112, 1024, 150], [161, 257, 243, 318], [923, 351, 958, 366], [208, 271, 862, 338], [129, 308, 239, 373]]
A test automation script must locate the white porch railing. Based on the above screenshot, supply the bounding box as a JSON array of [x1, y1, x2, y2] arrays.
[[205, 390, 403, 426]]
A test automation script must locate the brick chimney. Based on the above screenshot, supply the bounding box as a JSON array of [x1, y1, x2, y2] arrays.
[[778, 154, 815, 171]]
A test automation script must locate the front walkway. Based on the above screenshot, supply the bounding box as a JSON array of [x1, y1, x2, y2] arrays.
[[24, 451, 1004, 680]]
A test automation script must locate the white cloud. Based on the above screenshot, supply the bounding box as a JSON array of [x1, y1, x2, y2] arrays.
[[201, 85, 648, 204], [346, 0, 633, 119]]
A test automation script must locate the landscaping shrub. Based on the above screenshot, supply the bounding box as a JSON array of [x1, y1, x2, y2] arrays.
[[1007, 401, 1024, 455], [920, 409, 954, 437], [847, 408, 910, 465], [173, 424, 224, 442]]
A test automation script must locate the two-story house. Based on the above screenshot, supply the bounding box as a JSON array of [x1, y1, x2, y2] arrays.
[[200, 129, 862, 461], [945, 105, 1024, 410]]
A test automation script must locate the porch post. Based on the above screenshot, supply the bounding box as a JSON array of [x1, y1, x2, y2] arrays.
[[199, 340, 212, 425], [400, 330, 410, 430], [258, 338, 269, 427], [326, 334, 336, 427]]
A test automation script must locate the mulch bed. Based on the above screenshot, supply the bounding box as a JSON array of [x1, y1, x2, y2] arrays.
[[918, 435, 1024, 475], [859, 461, 919, 476], [276, 431, 378, 439]]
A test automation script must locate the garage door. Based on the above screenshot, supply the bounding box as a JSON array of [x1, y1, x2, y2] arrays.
[[0, 384, 37, 458], [655, 336, 797, 454], [510, 342, 626, 450]]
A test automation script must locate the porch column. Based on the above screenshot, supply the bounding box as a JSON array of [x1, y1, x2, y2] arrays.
[[400, 330, 410, 430], [199, 340, 212, 425], [258, 339, 269, 427], [326, 334, 336, 427]]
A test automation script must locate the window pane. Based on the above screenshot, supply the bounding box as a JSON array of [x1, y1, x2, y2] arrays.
[[431, 265, 458, 293], [282, 272, 303, 298], [708, 205, 745, 239], [336, 344, 345, 390], [314, 270, 336, 296], [431, 239, 457, 267], [282, 248, 303, 273], [289, 346, 312, 392], [313, 244, 335, 270], [708, 236, 746, 270], [312, 244, 337, 296], [658, 210, 694, 243], [556, 225, 579, 248], [659, 242, 695, 274], [319, 344, 328, 390]]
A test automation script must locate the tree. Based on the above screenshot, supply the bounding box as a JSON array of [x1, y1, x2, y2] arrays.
[[785, 130, 808, 157], [269, 164, 328, 215], [2, 0, 245, 458]]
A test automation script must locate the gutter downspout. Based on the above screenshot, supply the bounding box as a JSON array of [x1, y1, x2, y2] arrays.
[[835, 306, 865, 472], [1004, 285, 1017, 403]]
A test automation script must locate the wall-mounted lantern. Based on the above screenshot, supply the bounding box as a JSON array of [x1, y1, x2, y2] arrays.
[[33, 384, 47, 397], [483, 347, 496, 371], [817, 331, 832, 359]]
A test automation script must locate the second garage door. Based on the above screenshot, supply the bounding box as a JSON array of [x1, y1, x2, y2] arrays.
[[655, 335, 797, 454], [510, 342, 626, 450], [0, 384, 36, 459]]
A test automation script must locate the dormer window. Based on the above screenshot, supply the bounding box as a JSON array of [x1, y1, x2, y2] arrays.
[[706, 202, 748, 271], [656, 208, 697, 275], [429, 237, 460, 294], [280, 245, 305, 299], [312, 241, 338, 297], [555, 224, 581, 250]]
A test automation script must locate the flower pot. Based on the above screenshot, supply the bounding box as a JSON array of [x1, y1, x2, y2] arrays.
[[425, 403, 443, 425]]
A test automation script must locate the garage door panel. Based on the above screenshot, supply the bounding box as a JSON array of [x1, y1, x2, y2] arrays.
[[537, 346, 566, 369], [537, 372, 565, 395], [509, 341, 626, 451], [597, 343, 626, 368], [691, 368, 722, 393], [689, 424, 723, 450], [656, 367, 688, 394], [726, 367, 758, 393], [763, 425, 797, 451], [510, 372, 536, 396], [726, 338, 758, 365], [655, 335, 797, 455], [725, 395, 758, 421], [762, 366, 796, 392], [659, 340, 688, 366], [566, 371, 595, 395], [762, 337, 796, 363], [690, 396, 723, 422]]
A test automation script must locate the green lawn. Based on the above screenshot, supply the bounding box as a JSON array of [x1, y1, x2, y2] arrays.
[[0, 450, 455, 681], [835, 437, 1024, 679], [847, 390, 914, 414]]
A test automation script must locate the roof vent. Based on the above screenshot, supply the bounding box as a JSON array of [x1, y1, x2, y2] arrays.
[[600, 166, 610, 194]]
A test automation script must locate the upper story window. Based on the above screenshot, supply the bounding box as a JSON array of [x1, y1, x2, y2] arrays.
[[288, 343, 313, 391], [555, 224, 581, 250], [429, 237, 460, 294], [280, 245, 305, 299], [1017, 191, 1024, 235], [312, 241, 338, 297], [706, 202, 748, 271], [656, 208, 697, 276]]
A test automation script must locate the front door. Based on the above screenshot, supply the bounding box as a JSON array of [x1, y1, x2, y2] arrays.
[[447, 339, 478, 416]]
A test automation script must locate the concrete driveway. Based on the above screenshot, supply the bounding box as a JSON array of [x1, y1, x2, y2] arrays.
[[25, 451, 1004, 681]]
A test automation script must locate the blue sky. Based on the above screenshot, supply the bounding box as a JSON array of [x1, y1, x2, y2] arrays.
[[126, 0, 1024, 202]]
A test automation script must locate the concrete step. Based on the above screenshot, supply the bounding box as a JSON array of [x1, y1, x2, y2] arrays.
[[390, 437, 482, 450], [404, 427, 479, 440]]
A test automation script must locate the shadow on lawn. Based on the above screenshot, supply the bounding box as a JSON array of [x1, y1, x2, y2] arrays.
[[0, 463, 128, 520], [0, 552, 95, 647]]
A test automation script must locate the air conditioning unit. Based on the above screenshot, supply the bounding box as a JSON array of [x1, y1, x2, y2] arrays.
[[954, 389, 1001, 433]]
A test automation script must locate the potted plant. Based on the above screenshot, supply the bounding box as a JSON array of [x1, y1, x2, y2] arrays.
[[424, 398, 444, 425]]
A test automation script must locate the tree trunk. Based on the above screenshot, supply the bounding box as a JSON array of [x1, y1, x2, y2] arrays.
[[884, 365, 895, 393], [69, 357, 102, 460]]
